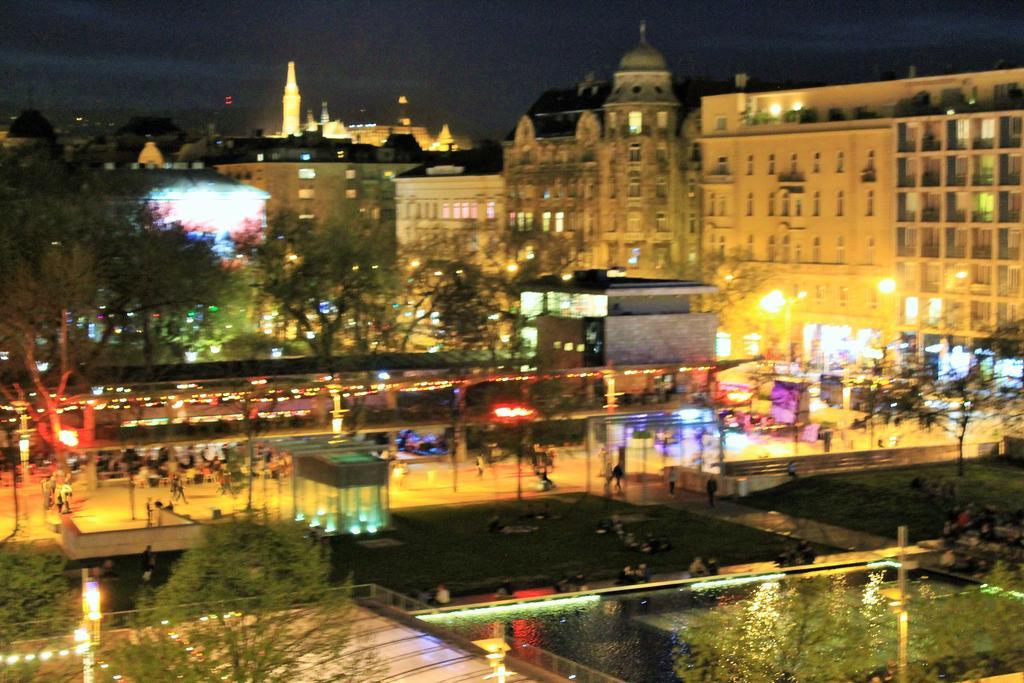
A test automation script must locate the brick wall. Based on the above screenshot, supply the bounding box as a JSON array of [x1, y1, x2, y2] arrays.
[[604, 313, 717, 365]]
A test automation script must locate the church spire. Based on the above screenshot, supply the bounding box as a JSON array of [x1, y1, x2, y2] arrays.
[[281, 61, 301, 136]]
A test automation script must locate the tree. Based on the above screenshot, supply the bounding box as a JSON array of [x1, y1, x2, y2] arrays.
[[105, 520, 378, 682], [254, 212, 396, 366]]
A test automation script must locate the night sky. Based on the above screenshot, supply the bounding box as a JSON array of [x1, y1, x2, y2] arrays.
[[1, 0, 1022, 139]]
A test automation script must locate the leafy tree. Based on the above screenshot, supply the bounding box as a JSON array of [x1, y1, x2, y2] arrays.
[[104, 520, 378, 682]]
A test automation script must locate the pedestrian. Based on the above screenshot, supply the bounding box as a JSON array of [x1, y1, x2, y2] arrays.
[[141, 545, 155, 582], [611, 463, 624, 493], [706, 477, 718, 508], [58, 481, 73, 514], [476, 454, 486, 478]]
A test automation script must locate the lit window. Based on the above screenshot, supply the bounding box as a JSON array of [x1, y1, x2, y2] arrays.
[[298, 168, 316, 179], [628, 111, 643, 135]]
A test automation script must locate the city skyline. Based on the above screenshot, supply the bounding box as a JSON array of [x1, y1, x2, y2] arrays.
[[2, 0, 1023, 139]]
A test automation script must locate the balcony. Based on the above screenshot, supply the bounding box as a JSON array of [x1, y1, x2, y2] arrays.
[[921, 172, 941, 186], [861, 169, 877, 182], [898, 175, 917, 188], [922, 242, 941, 257], [1001, 135, 1022, 148], [948, 209, 967, 222], [948, 174, 966, 187], [1000, 209, 1022, 222], [999, 246, 1021, 260], [1001, 172, 1021, 186], [974, 138, 995, 150], [921, 137, 941, 151], [972, 245, 993, 259], [920, 207, 941, 222], [778, 170, 805, 182], [973, 211, 994, 223], [972, 173, 995, 186]]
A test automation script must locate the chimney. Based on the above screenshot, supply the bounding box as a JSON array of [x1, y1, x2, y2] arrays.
[[734, 73, 749, 91], [908, 65, 917, 79]]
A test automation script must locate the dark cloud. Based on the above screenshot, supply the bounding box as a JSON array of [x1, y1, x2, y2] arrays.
[[1, 0, 1021, 138]]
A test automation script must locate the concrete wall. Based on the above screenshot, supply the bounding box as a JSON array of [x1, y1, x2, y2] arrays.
[[60, 509, 202, 560], [604, 312, 716, 365]]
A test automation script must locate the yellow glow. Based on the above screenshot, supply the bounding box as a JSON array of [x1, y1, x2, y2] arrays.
[[877, 277, 897, 294]]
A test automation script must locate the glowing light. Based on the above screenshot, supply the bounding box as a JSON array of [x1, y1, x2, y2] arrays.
[[690, 573, 786, 591], [58, 429, 79, 448], [877, 277, 896, 294], [492, 405, 535, 419], [418, 594, 600, 620]]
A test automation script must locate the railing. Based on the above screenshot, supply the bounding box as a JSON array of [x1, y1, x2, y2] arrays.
[[921, 172, 941, 186], [511, 642, 627, 683]]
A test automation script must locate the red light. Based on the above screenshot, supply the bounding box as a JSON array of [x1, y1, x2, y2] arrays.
[[492, 405, 535, 419]]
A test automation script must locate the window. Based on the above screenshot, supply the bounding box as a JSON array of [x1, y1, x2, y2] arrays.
[[812, 236, 821, 262], [745, 192, 754, 216], [837, 151, 845, 172], [629, 144, 642, 162], [746, 154, 754, 175], [298, 188, 314, 199], [346, 188, 357, 199], [542, 211, 551, 231], [866, 190, 875, 216], [813, 152, 820, 173], [554, 211, 565, 233], [768, 154, 776, 174], [836, 190, 845, 216], [298, 168, 316, 179], [656, 212, 667, 232], [628, 111, 643, 135], [812, 191, 820, 216], [628, 177, 641, 197], [837, 235, 846, 263], [346, 169, 357, 179], [657, 111, 668, 130]]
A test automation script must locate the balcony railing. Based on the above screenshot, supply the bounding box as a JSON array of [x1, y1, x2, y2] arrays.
[[922, 137, 941, 151], [948, 174, 967, 186], [1000, 209, 1022, 222], [974, 138, 995, 149], [1001, 173, 1021, 185], [921, 207, 941, 222], [973, 211, 994, 223], [922, 172, 941, 186], [898, 175, 917, 187], [972, 246, 993, 259], [999, 247, 1021, 260], [1001, 135, 1022, 148], [922, 243, 941, 257], [948, 209, 967, 222], [972, 173, 995, 186], [778, 170, 805, 182], [898, 139, 917, 153]]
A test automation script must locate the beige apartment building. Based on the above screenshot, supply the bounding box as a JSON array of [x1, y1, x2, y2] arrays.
[[504, 35, 703, 277], [701, 67, 1024, 367]]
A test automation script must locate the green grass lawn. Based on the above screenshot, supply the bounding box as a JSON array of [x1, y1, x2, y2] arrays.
[[328, 494, 810, 596], [742, 459, 1024, 541]]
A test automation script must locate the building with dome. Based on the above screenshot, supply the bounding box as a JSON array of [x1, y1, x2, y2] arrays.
[[503, 27, 725, 278]]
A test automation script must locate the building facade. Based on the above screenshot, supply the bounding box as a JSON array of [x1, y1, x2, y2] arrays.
[[504, 36, 702, 278], [700, 67, 1024, 367], [395, 150, 505, 263]]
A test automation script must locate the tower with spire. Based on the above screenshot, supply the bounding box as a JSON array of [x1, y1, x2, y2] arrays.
[[281, 61, 301, 136]]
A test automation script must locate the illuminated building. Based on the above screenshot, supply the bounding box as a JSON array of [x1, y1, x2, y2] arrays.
[[699, 67, 1024, 366], [281, 61, 302, 137], [216, 139, 421, 226], [395, 147, 505, 263], [520, 268, 717, 369], [504, 27, 721, 277]]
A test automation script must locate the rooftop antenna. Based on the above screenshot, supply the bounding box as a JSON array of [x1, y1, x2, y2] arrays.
[[639, 19, 647, 42]]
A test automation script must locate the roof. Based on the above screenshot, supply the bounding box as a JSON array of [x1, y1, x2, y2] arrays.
[[523, 270, 716, 295], [618, 40, 668, 72], [397, 147, 503, 178]]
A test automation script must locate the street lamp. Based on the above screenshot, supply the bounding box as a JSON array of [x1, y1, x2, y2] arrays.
[[759, 289, 806, 364]]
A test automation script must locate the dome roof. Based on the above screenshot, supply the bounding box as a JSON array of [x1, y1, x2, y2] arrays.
[[8, 109, 55, 140], [618, 41, 668, 72]]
